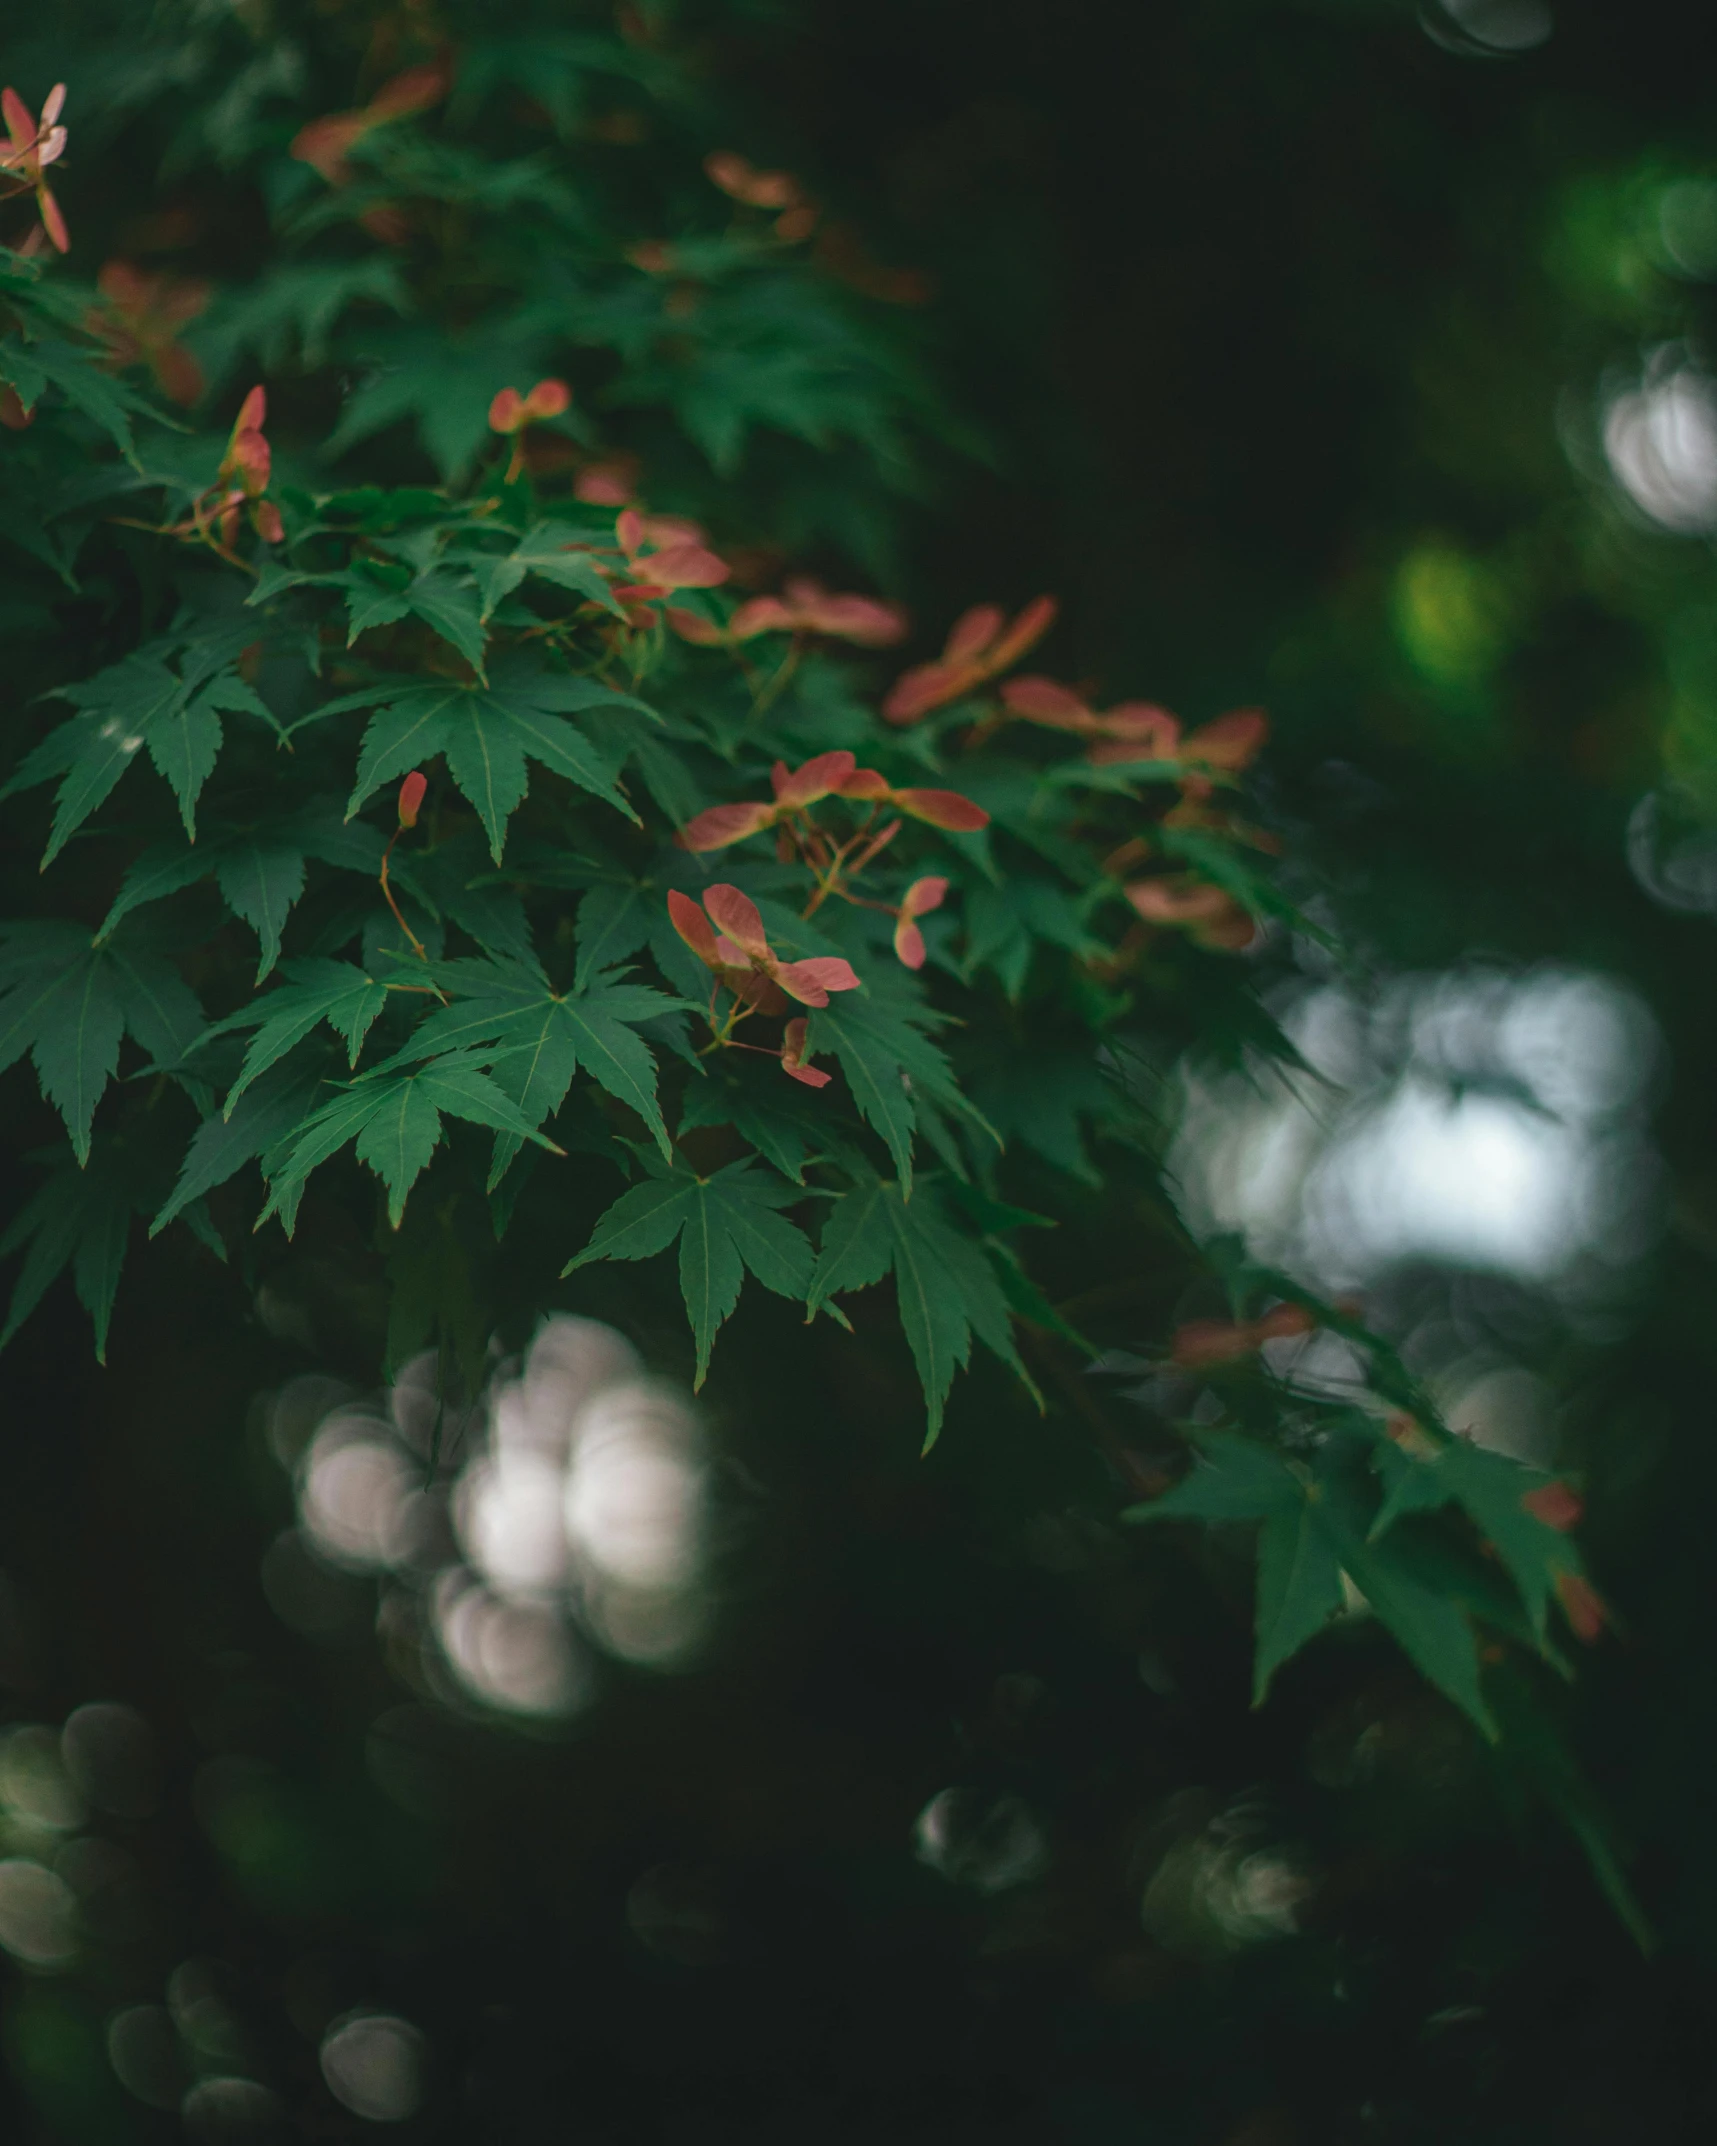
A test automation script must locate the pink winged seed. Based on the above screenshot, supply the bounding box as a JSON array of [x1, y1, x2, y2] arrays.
[[780, 1016, 831, 1087], [701, 883, 771, 958], [892, 787, 988, 832], [772, 956, 860, 1007], [2, 87, 35, 151], [772, 750, 856, 809], [943, 603, 1005, 665], [1002, 676, 1091, 727], [640, 542, 729, 590], [678, 801, 778, 853], [986, 594, 1058, 671], [892, 876, 948, 971], [667, 888, 723, 967]]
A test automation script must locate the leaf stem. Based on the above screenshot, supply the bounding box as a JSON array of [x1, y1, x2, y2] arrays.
[[377, 827, 448, 1000]]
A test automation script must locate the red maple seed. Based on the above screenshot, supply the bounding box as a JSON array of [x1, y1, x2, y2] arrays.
[[1522, 1480, 1584, 1533], [1555, 1569, 1608, 1644]]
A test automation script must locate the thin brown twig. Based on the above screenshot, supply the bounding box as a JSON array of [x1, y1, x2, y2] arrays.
[[377, 827, 449, 1000]]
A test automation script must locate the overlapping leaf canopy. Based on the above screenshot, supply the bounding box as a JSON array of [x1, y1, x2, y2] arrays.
[[0, 0, 1634, 1940]]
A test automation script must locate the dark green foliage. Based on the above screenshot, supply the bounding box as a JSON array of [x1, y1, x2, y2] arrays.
[[0, 4, 1705, 2139], [566, 1152, 815, 1384], [0, 0, 1629, 1874], [807, 1171, 1028, 1445]]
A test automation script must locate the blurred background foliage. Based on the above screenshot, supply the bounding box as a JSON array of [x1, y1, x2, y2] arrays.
[[3, 0, 1717, 2140]]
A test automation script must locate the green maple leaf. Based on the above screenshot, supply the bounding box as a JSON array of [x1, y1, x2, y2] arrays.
[[1126, 1435, 1355, 1709], [398, 570, 488, 672], [1128, 1431, 1309, 1526], [340, 658, 651, 860], [386, 830, 541, 972], [1484, 1656, 1655, 1954], [0, 489, 75, 580], [196, 257, 410, 385], [1127, 1431, 1497, 1736], [251, 553, 490, 676], [189, 957, 393, 1112], [0, 334, 151, 456], [572, 880, 657, 986], [395, 956, 679, 1174], [970, 1045, 1111, 1182], [342, 586, 412, 636], [1255, 1499, 1350, 1703], [0, 1140, 154, 1360], [0, 922, 203, 1162], [332, 566, 490, 672], [1315, 1468, 1498, 1738], [465, 521, 626, 621], [563, 1154, 814, 1386], [806, 1174, 1026, 1449], [211, 842, 310, 980], [323, 327, 550, 483], [805, 987, 986, 1195], [1, 653, 274, 861], [628, 729, 713, 825], [99, 803, 386, 982], [260, 1052, 563, 1232], [1371, 1438, 1588, 1645], [948, 760, 1092, 881], [101, 836, 302, 981], [677, 1060, 841, 1186], [962, 876, 1100, 1000], [448, 31, 638, 136], [153, 1055, 329, 1237], [624, 315, 905, 477]]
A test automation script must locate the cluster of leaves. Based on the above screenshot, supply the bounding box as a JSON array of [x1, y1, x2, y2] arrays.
[[0, 0, 1632, 1928], [0, 343, 1273, 1441], [1120, 1259, 1646, 1937]]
